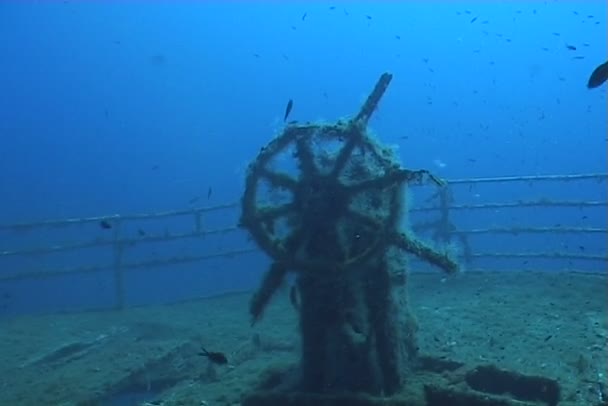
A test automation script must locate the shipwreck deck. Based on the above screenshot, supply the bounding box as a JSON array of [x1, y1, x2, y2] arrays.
[[0, 271, 605, 406]]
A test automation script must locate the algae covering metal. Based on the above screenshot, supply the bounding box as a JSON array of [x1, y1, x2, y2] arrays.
[[239, 73, 460, 401]]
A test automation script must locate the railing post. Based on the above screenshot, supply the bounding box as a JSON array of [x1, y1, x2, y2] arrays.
[[112, 219, 125, 310], [437, 187, 452, 244]]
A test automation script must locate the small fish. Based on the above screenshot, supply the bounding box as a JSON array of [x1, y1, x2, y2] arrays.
[[432, 158, 447, 169], [283, 99, 293, 122], [198, 348, 228, 365], [565, 44, 576, 51], [301, 12, 307, 21], [587, 60, 608, 88], [99, 220, 112, 229], [137, 229, 146, 237], [470, 16, 478, 23], [207, 187, 212, 199]]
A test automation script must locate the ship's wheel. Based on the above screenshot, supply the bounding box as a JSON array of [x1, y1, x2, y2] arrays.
[[239, 73, 458, 323], [240, 120, 409, 272]]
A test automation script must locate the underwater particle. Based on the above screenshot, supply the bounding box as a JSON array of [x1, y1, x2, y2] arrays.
[[587, 61, 608, 88], [284, 99, 293, 122], [149, 54, 166, 66], [137, 229, 146, 237], [99, 220, 112, 229], [198, 348, 228, 365]]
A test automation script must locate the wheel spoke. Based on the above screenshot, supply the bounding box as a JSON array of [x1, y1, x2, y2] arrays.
[[331, 134, 358, 178], [258, 203, 296, 221], [391, 232, 459, 274], [296, 136, 318, 177], [261, 169, 298, 190]]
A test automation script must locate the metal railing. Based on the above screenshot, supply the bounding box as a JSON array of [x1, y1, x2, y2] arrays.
[[1, 172, 606, 310]]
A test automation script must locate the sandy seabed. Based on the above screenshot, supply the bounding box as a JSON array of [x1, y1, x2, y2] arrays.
[[0, 271, 605, 406]]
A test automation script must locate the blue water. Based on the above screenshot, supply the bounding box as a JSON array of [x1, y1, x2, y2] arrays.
[[0, 2, 605, 315]]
